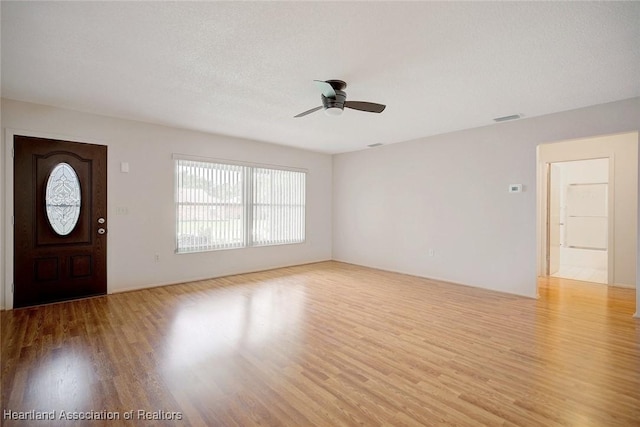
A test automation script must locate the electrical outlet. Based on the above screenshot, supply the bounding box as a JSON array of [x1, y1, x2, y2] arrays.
[[154, 254, 160, 262]]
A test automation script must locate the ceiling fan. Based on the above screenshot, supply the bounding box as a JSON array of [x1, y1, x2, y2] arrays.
[[294, 80, 386, 117]]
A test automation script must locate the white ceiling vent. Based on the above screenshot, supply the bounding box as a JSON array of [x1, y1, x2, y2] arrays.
[[493, 114, 522, 122]]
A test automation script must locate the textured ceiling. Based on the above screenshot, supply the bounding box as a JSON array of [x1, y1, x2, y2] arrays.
[[2, 2, 639, 154]]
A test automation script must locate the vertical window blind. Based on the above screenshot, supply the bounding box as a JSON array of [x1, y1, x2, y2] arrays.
[[252, 167, 306, 246], [175, 158, 305, 253]]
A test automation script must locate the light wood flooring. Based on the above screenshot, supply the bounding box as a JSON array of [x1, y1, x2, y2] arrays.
[[1, 261, 639, 426]]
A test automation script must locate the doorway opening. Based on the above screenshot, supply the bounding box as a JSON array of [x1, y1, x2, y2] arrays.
[[537, 131, 639, 312], [547, 158, 609, 284]]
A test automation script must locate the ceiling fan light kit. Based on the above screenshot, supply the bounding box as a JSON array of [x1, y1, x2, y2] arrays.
[[325, 107, 343, 116], [294, 80, 386, 118]]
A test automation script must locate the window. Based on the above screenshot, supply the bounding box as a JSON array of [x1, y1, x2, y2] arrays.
[[252, 167, 306, 246], [175, 157, 305, 253], [45, 162, 82, 236]]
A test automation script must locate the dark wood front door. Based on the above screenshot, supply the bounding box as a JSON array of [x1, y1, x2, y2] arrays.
[[14, 135, 107, 308]]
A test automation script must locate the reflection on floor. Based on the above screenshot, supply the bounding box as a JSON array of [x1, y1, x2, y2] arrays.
[[551, 265, 607, 284]]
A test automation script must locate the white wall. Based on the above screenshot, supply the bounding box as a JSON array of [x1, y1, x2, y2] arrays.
[[0, 96, 3, 309], [333, 97, 640, 298], [2, 97, 638, 310], [2, 99, 333, 309], [637, 133, 640, 317]]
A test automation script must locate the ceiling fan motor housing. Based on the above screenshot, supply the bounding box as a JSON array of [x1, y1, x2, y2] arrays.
[[322, 90, 347, 110]]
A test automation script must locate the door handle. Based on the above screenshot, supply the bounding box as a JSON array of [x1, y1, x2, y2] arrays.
[[98, 228, 106, 235]]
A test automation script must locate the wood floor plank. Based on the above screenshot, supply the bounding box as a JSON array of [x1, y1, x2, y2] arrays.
[[1, 261, 639, 426]]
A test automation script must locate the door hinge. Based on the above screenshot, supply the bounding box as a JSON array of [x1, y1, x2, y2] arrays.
[[12, 147, 15, 158], [12, 283, 14, 293]]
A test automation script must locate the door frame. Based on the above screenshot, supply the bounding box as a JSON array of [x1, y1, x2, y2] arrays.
[[545, 163, 561, 276], [537, 151, 615, 287], [3, 128, 109, 310]]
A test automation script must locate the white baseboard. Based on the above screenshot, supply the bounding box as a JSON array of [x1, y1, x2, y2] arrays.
[[611, 283, 636, 289], [109, 259, 332, 295], [330, 258, 537, 299]]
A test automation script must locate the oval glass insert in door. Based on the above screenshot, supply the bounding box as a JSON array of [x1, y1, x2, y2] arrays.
[[45, 162, 82, 236]]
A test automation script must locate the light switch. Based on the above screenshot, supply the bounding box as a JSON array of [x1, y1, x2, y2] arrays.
[[121, 162, 129, 173]]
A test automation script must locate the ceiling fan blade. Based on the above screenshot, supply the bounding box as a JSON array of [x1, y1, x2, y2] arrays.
[[313, 80, 337, 99], [344, 101, 386, 113], [294, 106, 323, 118]]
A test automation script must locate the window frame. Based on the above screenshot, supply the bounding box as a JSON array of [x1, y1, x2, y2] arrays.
[[173, 154, 306, 254]]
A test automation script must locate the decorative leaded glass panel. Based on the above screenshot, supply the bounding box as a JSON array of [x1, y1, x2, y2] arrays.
[[45, 163, 81, 236]]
